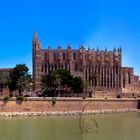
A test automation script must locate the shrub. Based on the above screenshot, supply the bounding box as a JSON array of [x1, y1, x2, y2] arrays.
[[3, 96, 9, 102], [52, 97, 56, 106], [16, 96, 25, 101]]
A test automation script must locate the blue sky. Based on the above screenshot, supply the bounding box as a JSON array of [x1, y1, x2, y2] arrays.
[[0, 0, 140, 75]]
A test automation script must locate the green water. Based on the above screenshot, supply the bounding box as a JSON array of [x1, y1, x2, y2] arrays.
[[0, 113, 140, 140]]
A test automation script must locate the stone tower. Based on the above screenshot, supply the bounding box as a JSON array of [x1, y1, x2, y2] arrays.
[[32, 32, 42, 91]]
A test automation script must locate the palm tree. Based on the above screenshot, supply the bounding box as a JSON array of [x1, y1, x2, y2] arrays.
[[41, 70, 84, 97], [41, 72, 62, 97], [17, 75, 32, 96]]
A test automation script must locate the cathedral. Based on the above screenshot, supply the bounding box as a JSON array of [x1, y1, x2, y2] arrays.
[[32, 32, 140, 97]]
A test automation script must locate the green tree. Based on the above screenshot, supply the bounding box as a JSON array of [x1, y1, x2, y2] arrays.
[[41, 72, 61, 97], [0, 72, 10, 95], [17, 75, 32, 95], [8, 64, 31, 96], [41, 69, 83, 97], [52, 69, 74, 96], [52, 69, 73, 87], [72, 76, 83, 95]]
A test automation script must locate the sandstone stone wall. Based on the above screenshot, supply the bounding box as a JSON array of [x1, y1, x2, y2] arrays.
[[122, 85, 140, 96], [0, 98, 138, 112]]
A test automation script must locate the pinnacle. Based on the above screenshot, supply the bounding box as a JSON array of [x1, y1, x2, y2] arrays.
[[33, 32, 38, 40]]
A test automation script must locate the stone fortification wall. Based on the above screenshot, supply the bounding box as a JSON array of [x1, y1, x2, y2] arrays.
[[122, 85, 140, 96], [0, 98, 138, 112]]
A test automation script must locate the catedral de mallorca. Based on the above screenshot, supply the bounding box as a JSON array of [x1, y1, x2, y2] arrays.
[[32, 32, 140, 97]]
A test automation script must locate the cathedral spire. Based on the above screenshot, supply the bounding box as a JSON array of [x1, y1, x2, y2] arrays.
[[97, 46, 99, 51], [39, 40, 42, 49], [105, 47, 107, 52], [32, 32, 39, 50], [120, 46, 122, 53], [33, 32, 38, 41], [113, 47, 116, 52]]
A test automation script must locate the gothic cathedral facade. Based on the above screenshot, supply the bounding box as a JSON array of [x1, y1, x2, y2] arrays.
[[32, 32, 140, 97]]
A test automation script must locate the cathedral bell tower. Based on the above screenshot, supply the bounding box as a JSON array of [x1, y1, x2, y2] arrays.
[[32, 32, 42, 91]]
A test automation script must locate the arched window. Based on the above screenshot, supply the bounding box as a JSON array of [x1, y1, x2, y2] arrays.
[[44, 53, 47, 60], [116, 67, 118, 74], [95, 77, 97, 87], [101, 66, 104, 87], [45, 63, 47, 72], [73, 52, 76, 60], [41, 64, 44, 72], [128, 73, 131, 84], [54, 52, 56, 61], [123, 73, 125, 88], [63, 52, 65, 60], [75, 63, 78, 71], [65, 64, 67, 70]]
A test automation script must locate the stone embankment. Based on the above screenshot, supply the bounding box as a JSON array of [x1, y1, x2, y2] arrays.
[[0, 109, 139, 117]]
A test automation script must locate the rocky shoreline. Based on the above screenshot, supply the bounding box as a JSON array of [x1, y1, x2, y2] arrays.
[[0, 109, 139, 117]]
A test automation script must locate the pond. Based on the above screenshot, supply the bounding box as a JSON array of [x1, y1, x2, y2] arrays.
[[0, 112, 140, 140]]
